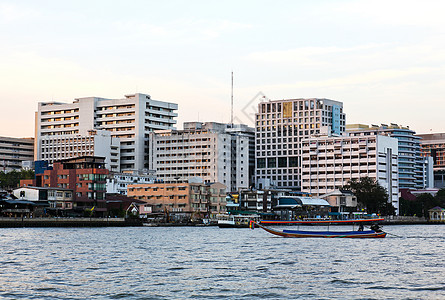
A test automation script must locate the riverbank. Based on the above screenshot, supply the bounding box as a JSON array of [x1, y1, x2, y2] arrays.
[[0, 217, 143, 227]]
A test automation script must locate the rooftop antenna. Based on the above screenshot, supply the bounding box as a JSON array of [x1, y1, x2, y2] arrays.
[[231, 71, 234, 127]]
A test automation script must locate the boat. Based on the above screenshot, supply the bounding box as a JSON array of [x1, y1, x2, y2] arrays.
[[260, 218, 385, 225], [217, 214, 260, 228], [250, 220, 387, 238]]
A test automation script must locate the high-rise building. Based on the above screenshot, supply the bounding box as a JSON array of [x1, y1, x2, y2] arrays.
[[148, 122, 254, 192], [417, 132, 445, 188], [36, 93, 178, 171], [255, 98, 346, 189], [39, 130, 120, 172], [347, 124, 433, 190], [300, 134, 400, 213], [0, 136, 34, 172]]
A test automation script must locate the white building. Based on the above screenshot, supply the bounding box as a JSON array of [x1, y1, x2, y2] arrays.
[[0, 136, 34, 172], [39, 130, 120, 172], [36, 93, 178, 171], [255, 98, 346, 189], [347, 123, 433, 190], [301, 134, 400, 213], [148, 122, 253, 192], [106, 170, 156, 195], [13, 186, 74, 210]]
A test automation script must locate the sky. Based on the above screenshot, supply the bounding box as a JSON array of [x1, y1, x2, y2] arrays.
[[1, 0, 445, 137]]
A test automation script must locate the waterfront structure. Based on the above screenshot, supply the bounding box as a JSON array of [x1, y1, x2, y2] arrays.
[[127, 179, 227, 220], [21, 156, 109, 216], [428, 206, 445, 222], [0, 136, 34, 172], [416, 132, 445, 188], [300, 134, 400, 213], [319, 189, 357, 212], [255, 98, 346, 190], [13, 186, 74, 212], [106, 169, 156, 195], [148, 122, 254, 192], [36, 93, 178, 171], [347, 124, 433, 190], [39, 130, 120, 172], [238, 190, 273, 212]]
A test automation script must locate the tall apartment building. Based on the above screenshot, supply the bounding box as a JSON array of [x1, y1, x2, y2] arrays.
[[347, 124, 433, 190], [148, 122, 254, 192], [36, 93, 178, 171], [39, 130, 120, 172], [300, 135, 400, 213], [0, 136, 34, 172], [417, 133, 445, 188], [255, 98, 346, 189]]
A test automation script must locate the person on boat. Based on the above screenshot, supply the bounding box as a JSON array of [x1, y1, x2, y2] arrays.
[[370, 224, 382, 232], [358, 223, 364, 231]]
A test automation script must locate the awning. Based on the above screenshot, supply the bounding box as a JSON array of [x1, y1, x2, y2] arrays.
[[276, 196, 331, 208]]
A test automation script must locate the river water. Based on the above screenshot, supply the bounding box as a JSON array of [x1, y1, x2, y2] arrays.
[[1, 225, 444, 299]]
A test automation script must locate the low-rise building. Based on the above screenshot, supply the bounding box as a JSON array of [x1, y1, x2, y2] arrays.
[[127, 179, 227, 221], [319, 189, 357, 212], [20, 156, 109, 216], [13, 186, 74, 212], [106, 170, 156, 195]]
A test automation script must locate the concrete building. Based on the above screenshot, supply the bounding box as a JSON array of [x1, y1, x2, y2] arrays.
[[0, 136, 34, 172], [39, 130, 120, 172], [127, 180, 227, 220], [255, 98, 346, 190], [106, 170, 156, 195], [347, 124, 433, 190], [148, 122, 254, 192], [300, 134, 400, 213], [21, 156, 109, 216], [417, 132, 445, 188], [319, 189, 357, 212], [36, 93, 178, 171]]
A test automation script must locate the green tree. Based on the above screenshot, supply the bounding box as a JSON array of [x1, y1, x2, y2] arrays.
[[344, 177, 394, 215], [0, 169, 35, 190]]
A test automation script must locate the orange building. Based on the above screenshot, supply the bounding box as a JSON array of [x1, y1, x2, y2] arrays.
[[128, 181, 227, 220]]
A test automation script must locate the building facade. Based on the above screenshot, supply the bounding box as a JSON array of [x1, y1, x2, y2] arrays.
[[21, 156, 109, 216], [39, 130, 120, 172], [300, 134, 400, 213], [127, 180, 227, 220], [417, 133, 445, 188], [13, 186, 74, 211], [148, 122, 253, 192], [0, 136, 34, 172], [347, 124, 433, 190], [36, 93, 178, 171], [106, 169, 156, 195], [255, 98, 346, 190]]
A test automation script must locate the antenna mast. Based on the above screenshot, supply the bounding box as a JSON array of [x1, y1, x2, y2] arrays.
[[231, 71, 234, 127]]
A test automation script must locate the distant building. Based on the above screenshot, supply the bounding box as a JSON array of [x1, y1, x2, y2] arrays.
[[38, 130, 120, 172], [127, 179, 227, 221], [347, 124, 433, 190], [36, 93, 178, 171], [417, 132, 445, 188], [255, 98, 346, 190], [319, 189, 357, 212], [148, 122, 254, 192], [106, 170, 156, 195], [300, 134, 400, 213], [0, 136, 34, 172]]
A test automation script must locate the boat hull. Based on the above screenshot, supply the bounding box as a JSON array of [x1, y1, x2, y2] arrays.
[[253, 222, 386, 238]]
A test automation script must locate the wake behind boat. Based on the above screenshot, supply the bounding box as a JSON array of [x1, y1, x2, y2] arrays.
[[250, 221, 387, 238]]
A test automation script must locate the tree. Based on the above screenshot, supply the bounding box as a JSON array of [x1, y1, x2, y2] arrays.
[[0, 169, 35, 190], [343, 177, 394, 215]]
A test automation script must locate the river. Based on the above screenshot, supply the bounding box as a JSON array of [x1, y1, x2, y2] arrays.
[[1, 225, 444, 299]]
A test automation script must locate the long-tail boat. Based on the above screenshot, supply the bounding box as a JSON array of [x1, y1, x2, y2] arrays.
[[250, 219, 387, 238]]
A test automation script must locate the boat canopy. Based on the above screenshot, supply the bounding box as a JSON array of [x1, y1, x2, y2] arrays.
[[275, 196, 331, 209]]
